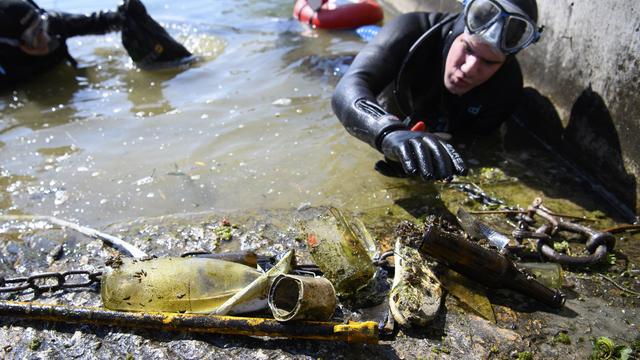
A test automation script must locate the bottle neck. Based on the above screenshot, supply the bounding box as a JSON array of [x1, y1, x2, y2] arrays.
[[506, 269, 566, 308]]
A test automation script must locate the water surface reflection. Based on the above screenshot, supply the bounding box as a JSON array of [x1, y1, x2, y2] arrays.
[[0, 0, 400, 225]]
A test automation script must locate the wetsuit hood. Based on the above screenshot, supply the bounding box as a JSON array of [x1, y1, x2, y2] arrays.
[[0, 0, 41, 39], [393, 12, 463, 117], [442, 13, 466, 64], [392, 11, 518, 121]]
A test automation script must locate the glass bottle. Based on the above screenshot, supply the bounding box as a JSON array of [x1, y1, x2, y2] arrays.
[[417, 224, 565, 308], [517, 262, 564, 289], [101, 257, 262, 313], [305, 207, 375, 297]]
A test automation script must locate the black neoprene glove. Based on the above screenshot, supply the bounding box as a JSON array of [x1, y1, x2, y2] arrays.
[[118, 0, 192, 66], [380, 129, 467, 181]]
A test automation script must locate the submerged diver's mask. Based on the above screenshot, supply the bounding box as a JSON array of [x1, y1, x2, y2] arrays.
[[463, 0, 542, 55], [20, 11, 50, 48], [0, 3, 51, 49]]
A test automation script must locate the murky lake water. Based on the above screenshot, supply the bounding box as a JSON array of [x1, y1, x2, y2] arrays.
[[0, 0, 405, 226]]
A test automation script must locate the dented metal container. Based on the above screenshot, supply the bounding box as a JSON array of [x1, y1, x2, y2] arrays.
[[268, 274, 336, 322]]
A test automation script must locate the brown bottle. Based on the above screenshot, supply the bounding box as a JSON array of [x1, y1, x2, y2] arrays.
[[416, 223, 565, 308]]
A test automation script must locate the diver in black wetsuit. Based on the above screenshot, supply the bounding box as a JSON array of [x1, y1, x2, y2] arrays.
[[0, 0, 192, 88], [332, 0, 542, 181]]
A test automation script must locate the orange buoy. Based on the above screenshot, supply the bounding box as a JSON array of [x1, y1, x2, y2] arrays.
[[294, 0, 384, 30]]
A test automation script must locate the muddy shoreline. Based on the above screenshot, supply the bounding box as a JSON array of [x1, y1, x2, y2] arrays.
[[1, 200, 638, 359]]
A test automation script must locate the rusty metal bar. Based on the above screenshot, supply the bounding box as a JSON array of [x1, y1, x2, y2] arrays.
[[0, 300, 378, 344], [601, 224, 640, 234]]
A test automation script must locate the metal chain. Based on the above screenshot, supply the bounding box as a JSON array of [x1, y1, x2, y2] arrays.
[[0, 270, 102, 294], [511, 197, 614, 266], [450, 186, 616, 267]]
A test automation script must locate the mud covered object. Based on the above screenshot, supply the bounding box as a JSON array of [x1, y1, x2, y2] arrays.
[[119, 0, 193, 68], [417, 217, 566, 308], [390, 223, 443, 327], [100, 251, 294, 315]]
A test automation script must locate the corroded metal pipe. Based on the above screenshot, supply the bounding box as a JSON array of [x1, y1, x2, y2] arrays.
[[0, 300, 378, 344]]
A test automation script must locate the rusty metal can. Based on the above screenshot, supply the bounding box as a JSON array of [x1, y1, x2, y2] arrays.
[[268, 274, 336, 322]]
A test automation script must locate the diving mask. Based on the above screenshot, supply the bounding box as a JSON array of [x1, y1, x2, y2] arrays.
[[463, 0, 541, 55], [20, 12, 49, 48]]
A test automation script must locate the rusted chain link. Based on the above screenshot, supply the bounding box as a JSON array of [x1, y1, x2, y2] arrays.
[[372, 250, 395, 267], [513, 197, 616, 266], [449, 182, 505, 207], [451, 181, 617, 267], [0, 270, 102, 294]]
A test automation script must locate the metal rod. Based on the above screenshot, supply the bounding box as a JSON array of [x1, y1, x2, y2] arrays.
[[468, 209, 597, 222], [510, 114, 637, 223], [467, 210, 525, 215], [598, 274, 640, 297], [544, 212, 598, 222], [0, 301, 378, 344], [601, 224, 640, 234], [0, 215, 146, 258]]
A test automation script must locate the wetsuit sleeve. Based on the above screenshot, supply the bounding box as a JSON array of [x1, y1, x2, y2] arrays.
[[47, 11, 123, 39], [0, 10, 122, 89], [332, 13, 438, 150]]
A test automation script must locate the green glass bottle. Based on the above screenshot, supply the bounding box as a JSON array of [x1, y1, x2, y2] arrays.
[[305, 207, 375, 297], [517, 262, 564, 289], [101, 257, 262, 313]]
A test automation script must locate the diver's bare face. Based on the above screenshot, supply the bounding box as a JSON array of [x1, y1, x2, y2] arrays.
[[20, 29, 51, 56], [444, 34, 506, 95]]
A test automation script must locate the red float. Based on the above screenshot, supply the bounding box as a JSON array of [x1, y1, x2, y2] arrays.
[[293, 0, 384, 30]]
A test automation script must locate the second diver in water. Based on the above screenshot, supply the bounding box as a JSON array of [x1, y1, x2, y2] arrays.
[[0, 0, 193, 89]]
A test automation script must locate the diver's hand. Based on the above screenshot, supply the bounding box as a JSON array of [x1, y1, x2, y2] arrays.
[[380, 130, 467, 181], [118, 0, 146, 18], [117, 0, 192, 66]]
